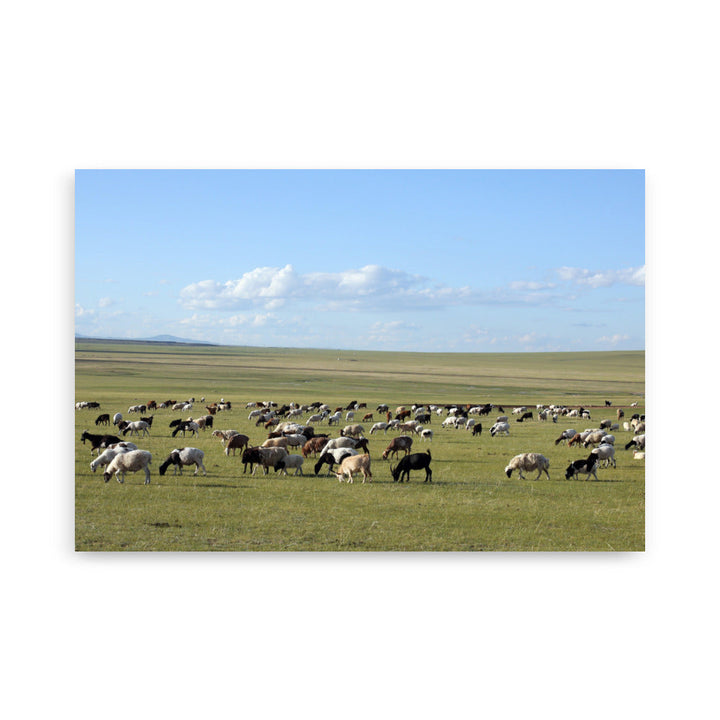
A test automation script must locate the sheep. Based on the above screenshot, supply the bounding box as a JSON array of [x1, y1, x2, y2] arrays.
[[582, 430, 608, 448], [554, 429, 577, 446], [274, 454, 305, 476], [333, 453, 373, 484], [314, 448, 358, 476], [496, 415, 509, 423], [212, 429, 240, 444], [625, 434, 646, 451], [599, 419, 613, 430], [171, 420, 199, 438], [390, 450, 432, 483], [302, 436, 329, 457], [323, 437, 359, 452], [90, 444, 133, 473], [254, 447, 289, 475], [598, 434, 615, 446], [504, 453, 551, 480], [262, 436, 289, 450], [370, 422, 390, 434], [591, 443, 616, 469], [490, 422, 510, 437], [122, 420, 150, 437], [382, 436, 413, 460], [340, 424, 365, 439], [307, 411, 328, 424], [159, 447, 207, 476], [224, 433, 250, 456], [282, 433, 307, 451], [80, 431, 122, 455], [102, 450, 152, 485], [420, 429, 434, 442], [565, 454, 600, 482], [112, 413, 123, 425]]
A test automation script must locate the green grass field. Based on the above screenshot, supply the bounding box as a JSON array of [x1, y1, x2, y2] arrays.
[[75, 341, 645, 551]]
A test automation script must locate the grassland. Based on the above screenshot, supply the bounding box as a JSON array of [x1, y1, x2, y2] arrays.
[[75, 341, 645, 552]]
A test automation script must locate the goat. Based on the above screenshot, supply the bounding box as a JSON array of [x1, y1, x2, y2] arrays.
[[302, 436, 329, 457], [333, 453, 373, 483], [490, 422, 510, 437], [94, 414, 110, 426], [516, 411, 533, 422], [390, 450, 432, 483], [171, 420, 199, 438]]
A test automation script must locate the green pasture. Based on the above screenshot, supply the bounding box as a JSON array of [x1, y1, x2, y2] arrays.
[[75, 341, 645, 552]]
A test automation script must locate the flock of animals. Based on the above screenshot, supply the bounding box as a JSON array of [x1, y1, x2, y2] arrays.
[[75, 397, 646, 486]]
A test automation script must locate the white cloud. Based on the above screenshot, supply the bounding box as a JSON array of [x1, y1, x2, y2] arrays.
[[98, 297, 114, 308], [597, 334, 630, 346], [556, 265, 645, 288]]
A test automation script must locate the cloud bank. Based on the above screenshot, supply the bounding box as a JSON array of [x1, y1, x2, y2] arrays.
[[178, 263, 645, 314]]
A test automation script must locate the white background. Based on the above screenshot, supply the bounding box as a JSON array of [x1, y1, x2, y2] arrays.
[[2, 1, 717, 718]]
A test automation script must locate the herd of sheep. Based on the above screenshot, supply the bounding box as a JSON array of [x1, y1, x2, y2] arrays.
[[76, 398, 645, 486]]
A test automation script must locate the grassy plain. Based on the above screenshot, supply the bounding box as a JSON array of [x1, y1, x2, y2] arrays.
[[75, 341, 645, 551]]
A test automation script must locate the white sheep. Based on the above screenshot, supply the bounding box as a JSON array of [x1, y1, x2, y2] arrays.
[[369, 422, 390, 434], [591, 443, 616, 468], [112, 413, 123, 425], [159, 447, 206, 476], [103, 450, 152, 484], [274, 454, 305, 476], [504, 453, 551, 480], [554, 429, 577, 446], [490, 421, 510, 437], [90, 444, 133, 473], [420, 429, 433, 442], [122, 420, 150, 437]]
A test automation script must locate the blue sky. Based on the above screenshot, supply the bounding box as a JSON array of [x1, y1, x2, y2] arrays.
[[75, 169, 644, 352]]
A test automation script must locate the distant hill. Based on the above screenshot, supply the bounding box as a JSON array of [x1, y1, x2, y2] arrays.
[[75, 333, 216, 346]]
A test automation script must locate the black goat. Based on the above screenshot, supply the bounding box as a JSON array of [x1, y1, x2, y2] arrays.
[[471, 423, 482, 436], [516, 411, 533, 422], [95, 414, 110, 426], [391, 450, 432, 483]]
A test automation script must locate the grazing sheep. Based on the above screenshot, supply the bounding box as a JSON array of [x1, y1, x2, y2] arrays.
[[122, 420, 150, 437], [582, 430, 608, 448], [103, 450, 152, 485], [490, 422, 510, 437], [625, 434, 646, 451], [80, 431, 122, 455], [159, 447, 207, 476], [370, 422, 390, 435], [420, 429, 434, 442], [112, 413, 123, 425], [340, 424, 365, 439], [314, 448, 358, 476], [382, 436, 413, 460], [323, 437, 358, 452], [554, 429, 577, 446], [504, 453, 551, 480], [390, 450, 432, 483], [302, 436, 329, 458], [591, 443, 616, 469], [274, 454, 305, 476], [212, 429, 240, 444], [255, 447, 289, 475], [224, 433, 250, 456], [565, 454, 600, 482], [333, 453, 373, 484], [171, 420, 199, 438], [90, 444, 133, 473]]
